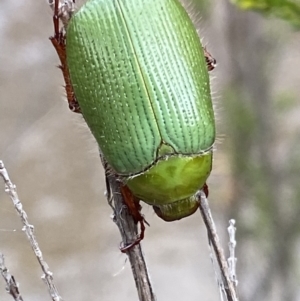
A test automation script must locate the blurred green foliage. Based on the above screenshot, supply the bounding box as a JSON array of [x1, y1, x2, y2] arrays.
[[275, 91, 298, 112], [231, 0, 300, 28]]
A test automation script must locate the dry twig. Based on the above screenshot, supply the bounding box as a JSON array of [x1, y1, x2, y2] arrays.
[[103, 160, 156, 301], [0, 160, 63, 301], [227, 220, 238, 287], [47, 0, 75, 27], [0, 253, 24, 301], [199, 192, 239, 301]]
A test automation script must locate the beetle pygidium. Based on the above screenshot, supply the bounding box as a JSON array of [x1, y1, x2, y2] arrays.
[[51, 0, 215, 232]]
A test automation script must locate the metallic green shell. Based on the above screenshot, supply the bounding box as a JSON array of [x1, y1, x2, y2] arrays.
[[66, 0, 215, 175], [128, 154, 212, 204]]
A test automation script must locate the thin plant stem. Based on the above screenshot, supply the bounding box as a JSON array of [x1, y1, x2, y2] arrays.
[[0, 253, 24, 301], [0, 161, 64, 301], [227, 219, 238, 287], [103, 159, 156, 301], [199, 191, 238, 301]]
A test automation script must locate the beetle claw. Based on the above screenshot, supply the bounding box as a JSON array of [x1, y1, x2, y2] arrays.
[[203, 46, 216, 71], [203, 182, 209, 197], [120, 218, 146, 253]]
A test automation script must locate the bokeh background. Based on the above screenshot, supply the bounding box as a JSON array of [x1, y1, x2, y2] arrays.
[[1, 0, 300, 300]]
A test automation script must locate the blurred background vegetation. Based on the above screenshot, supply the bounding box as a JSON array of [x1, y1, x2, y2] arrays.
[[0, 0, 299, 300]]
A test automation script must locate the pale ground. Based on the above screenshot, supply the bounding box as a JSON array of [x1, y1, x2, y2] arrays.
[[1, 1, 300, 301]]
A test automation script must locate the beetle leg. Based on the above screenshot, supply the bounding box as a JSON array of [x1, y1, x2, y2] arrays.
[[50, 0, 81, 113], [119, 219, 145, 253], [120, 185, 147, 252], [203, 47, 216, 71], [202, 182, 209, 197]]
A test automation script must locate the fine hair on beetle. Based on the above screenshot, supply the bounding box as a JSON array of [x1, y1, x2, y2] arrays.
[[182, 0, 222, 151]]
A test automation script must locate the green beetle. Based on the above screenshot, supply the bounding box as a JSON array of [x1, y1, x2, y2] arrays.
[[53, 0, 215, 222]]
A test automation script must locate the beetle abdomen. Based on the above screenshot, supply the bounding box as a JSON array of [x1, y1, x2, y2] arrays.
[[66, 0, 215, 175]]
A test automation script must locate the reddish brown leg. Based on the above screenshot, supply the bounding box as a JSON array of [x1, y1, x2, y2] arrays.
[[203, 47, 216, 71], [120, 185, 148, 252], [50, 0, 81, 113], [202, 182, 209, 197]]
